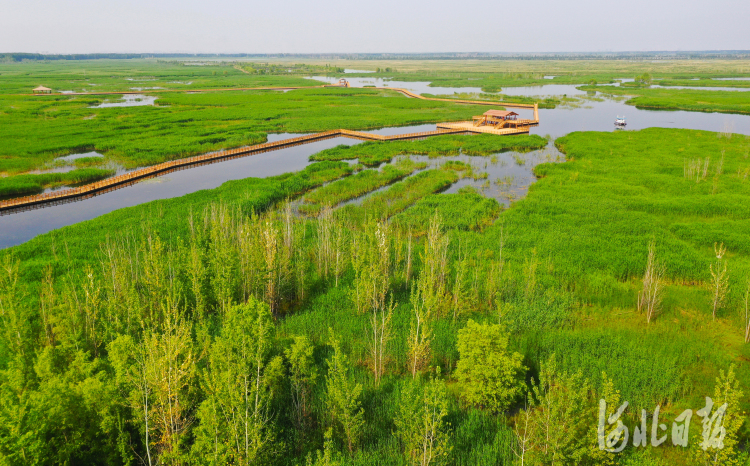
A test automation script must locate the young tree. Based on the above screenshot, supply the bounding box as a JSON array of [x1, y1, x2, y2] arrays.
[[407, 281, 433, 379], [285, 335, 318, 443], [710, 242, 730, 320], [454, 320, 526, 413], [692, 365, 747, 466], [145, 311, 196, 464], [305, 428, 342, 466], [512, 399, 534, 466], [352, 221, 393, 385], [196, 298, 284, 465], [526, 355, 592, 464], [420, 214, 449, 318], [638, 240, 665, 323], [325, 331, 364, 454], [394, 371, 451, 466], [587, 373, 621, 466]]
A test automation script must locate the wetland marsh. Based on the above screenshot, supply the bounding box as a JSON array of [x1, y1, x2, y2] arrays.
[[1, 58, 750, 466]]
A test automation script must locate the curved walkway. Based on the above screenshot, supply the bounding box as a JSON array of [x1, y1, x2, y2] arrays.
[[3, 85, 540, 212]]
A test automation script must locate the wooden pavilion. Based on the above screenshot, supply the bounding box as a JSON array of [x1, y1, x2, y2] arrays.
[[33, 86, 52, 94], [473, 109, 522, 128]]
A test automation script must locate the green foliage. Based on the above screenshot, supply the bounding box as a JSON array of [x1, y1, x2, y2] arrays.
[[583, 84, 750, 114], [300, 158, 424, 216], [394, 371, 452, 466], [325, 331, 365, 454], [0, 167, 114, 197], [286, 335, 318, 439], [454, 320, 526, 413], [691, 365, 748, 466], [194, 299, 284, 465], [392, 186, 500, 234], [525, 355, 593, 464]]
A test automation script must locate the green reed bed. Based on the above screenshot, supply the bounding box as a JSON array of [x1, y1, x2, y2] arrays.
[[310, 134, 547, 166], [299, 158, 426, 216], [338, 165, 463, 222], [467, 128, 750, 312], [423, 92, 561, 108], [0, 167, 114, 197], [0, 87, 488, 178], [0, 59, 321, 95], [391, 186, 501, 234], [656, 79, 750, 88], [582, 84, 750, 114]]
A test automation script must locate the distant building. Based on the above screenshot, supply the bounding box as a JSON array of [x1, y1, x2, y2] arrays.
[[33, 86, 52, 94]]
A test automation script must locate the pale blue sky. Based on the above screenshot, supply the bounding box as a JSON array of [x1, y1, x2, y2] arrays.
[[2, 0, 748, 53]]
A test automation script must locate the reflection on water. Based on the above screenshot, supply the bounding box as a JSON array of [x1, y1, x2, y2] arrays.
[[90, 94, 158, 108], [57, 151, 105, 162], [30, 152, 107, 174], [340, 146, 562, 209], [529, 94, 750, 139]]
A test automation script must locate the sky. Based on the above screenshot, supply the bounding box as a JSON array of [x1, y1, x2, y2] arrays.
[[1, 0, 749, 54]]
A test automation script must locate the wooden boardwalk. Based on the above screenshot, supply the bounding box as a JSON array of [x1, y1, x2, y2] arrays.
[[0, 127, 468, 213], [4, 83, 541, 213], [436, 121, 534, 135]]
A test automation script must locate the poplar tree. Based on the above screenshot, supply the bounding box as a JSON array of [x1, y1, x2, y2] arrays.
[[692, 365, 747, 466], [196, 298, 284, 465], [325, 331, 364, 454], [394, 370, 451, 466], [454, 320, 525, 413], [286, 335, 318, 444]]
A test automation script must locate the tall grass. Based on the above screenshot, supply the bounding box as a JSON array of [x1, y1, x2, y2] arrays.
[[299, 158, 426, 216], [0, 167, 114, 197]]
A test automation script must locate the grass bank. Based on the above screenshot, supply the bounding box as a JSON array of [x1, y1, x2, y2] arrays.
[[582, 84, 750, 114], [0, 167, 114, 197]]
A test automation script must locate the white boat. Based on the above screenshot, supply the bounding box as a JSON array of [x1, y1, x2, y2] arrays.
[[615, 116, 627, 127]]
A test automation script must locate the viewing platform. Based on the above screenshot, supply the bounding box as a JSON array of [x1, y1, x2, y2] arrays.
[[436, 121, 535, 135]]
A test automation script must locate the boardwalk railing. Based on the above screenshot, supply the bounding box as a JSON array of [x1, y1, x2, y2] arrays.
[[0, 128, 466, 212]]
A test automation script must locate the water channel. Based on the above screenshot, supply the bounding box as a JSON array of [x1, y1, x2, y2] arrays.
[[2, 80, 750, 248]]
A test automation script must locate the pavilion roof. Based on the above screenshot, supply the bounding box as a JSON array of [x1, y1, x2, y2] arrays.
[[484, 110, 518, 117], [33, 86, 52, 91]]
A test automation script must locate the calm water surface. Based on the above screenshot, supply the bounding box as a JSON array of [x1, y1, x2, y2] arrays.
[[90, 94, 158, 108]]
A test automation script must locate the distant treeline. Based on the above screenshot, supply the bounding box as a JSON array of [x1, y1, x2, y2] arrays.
[[3, 51, 750, 62]]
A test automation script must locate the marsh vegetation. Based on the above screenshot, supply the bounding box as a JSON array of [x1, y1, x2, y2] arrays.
[[1, 59, 750, 466]]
